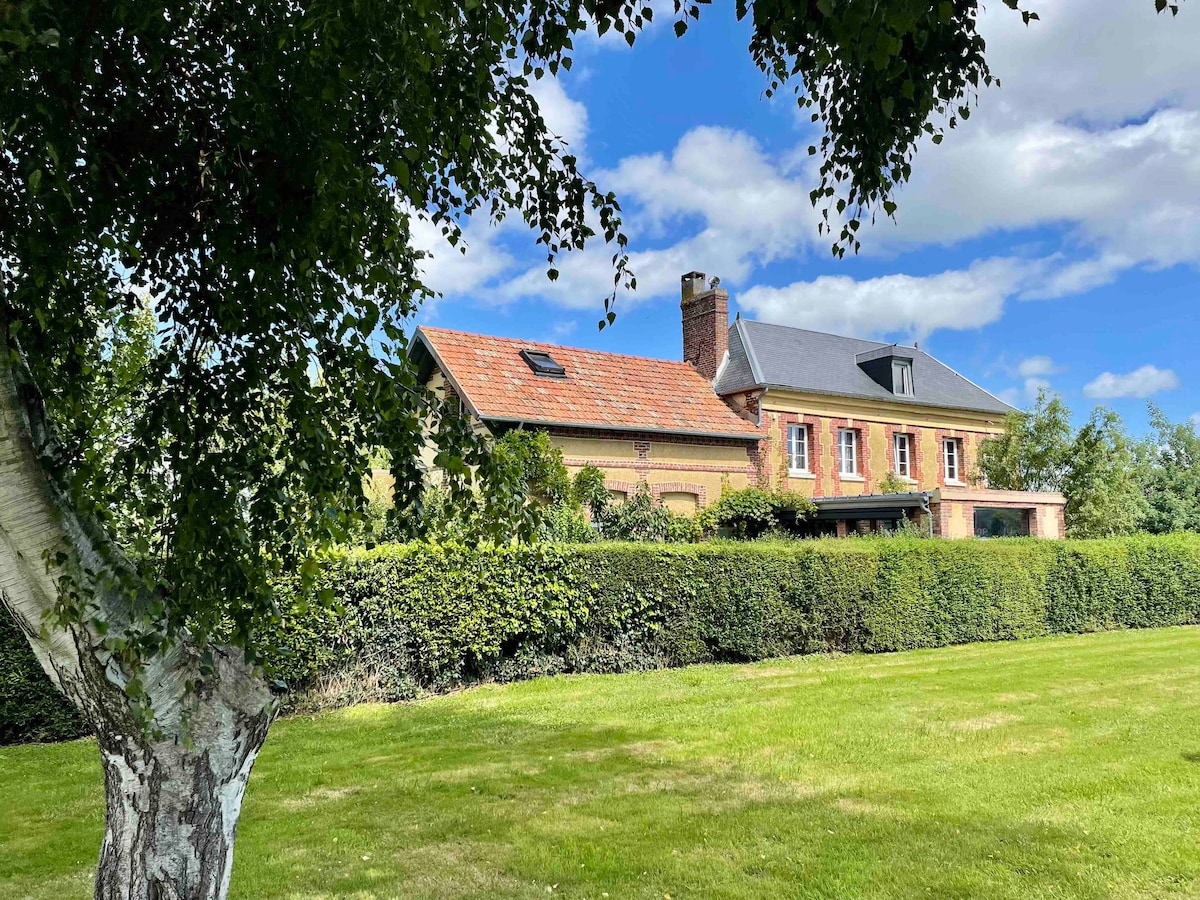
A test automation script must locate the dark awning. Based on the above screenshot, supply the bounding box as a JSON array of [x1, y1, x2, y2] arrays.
[[811, 491, 931, 521]]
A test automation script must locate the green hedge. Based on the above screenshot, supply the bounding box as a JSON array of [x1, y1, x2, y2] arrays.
[[0, 613, 86, 745], [266, 535, 1200, 703], [5, 535, 1200, 743]]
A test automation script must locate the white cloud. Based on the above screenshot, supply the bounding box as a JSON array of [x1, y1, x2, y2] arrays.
[[1009, 357, 1062, 401], [425, 2, 1200, 348], [410, 216, 515, 298], [604, 126, 820, 259], [734, 257, 1038, 341], [726, 2, 1200, 338], [1016, 356, 1061, 378], [498, 126, 823, 309], [1021, 377, 1053, 401], [1190, 413, 1200, 428], [529, 78, 590, 159], [977, 0, 1200, 126], [879, 110, 1200, 286], [1083, 365, 1180, 399], [865, 1, 1200, 292], [996, 387, 1022, 407]]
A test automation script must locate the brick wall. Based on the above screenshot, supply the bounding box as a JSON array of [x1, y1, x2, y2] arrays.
[[775, 411, 824, 492], [934, 428, 969, 487], [827, 417, 871, 495]]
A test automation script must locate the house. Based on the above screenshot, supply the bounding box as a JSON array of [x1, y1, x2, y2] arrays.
[[412, 270, 1066, 538], [410, 326, 764, 514]]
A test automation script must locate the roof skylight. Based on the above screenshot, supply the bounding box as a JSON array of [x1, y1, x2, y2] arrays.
[[520, 349, 567, 378]]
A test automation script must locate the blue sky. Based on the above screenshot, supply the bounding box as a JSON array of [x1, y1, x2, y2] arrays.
[[414, 0, 1200, 434]]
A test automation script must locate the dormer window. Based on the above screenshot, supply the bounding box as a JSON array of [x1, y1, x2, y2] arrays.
[[855, 345, 916, 396], [520, 349, 567, 378]]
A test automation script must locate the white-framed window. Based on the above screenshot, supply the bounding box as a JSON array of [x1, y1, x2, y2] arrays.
[[943, 438, 960, 482], [838, 428, 858, 476], [893, 433, 911, 478], [893, 360, 914, 396], [787, 423, 810, 473]]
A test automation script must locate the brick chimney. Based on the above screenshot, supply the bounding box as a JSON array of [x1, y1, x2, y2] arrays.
[[681, 271, 728, 383]]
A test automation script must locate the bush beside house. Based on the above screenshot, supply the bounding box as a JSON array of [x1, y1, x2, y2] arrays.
[[5, 534, 1200, 743]]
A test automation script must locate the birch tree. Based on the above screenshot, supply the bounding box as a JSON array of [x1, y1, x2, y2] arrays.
[[0, 0, 1129, 896]]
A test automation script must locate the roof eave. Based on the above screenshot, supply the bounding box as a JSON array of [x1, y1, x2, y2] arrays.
[[412, 327, 486, 420], [813, 491, 931, 510], [482, 415, 763, 442]]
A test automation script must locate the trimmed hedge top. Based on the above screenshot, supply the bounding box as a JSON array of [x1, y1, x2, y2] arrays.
[[5, 534, 1200, 744]]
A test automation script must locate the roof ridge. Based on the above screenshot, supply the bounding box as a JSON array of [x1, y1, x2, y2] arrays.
[[417, 325, 702, 370], [740, 318, 913, 350]]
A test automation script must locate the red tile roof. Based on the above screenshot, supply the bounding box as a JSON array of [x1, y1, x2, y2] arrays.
[[416, 326, 761, 440]]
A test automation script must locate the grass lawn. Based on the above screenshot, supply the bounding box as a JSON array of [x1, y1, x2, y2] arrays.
[[3, 628, 1200, 899]]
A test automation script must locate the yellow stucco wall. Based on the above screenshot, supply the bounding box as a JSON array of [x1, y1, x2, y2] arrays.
[[946, 501, 969, 538], [659, 491, 700, 514], [648, 441, 752, 466], [556, 434, 755, 508], [553, 435, 640, 461]]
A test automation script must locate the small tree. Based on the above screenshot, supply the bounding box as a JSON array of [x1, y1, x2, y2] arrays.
[[1063, 410, 1146, 538], [980, 394, 1153, 537], [702, 486, 817, 539], [1134, 405, 1200, 534], [598, 485, 679, 542], [496, 429, 571, 505], [976, 390, 1073, 491], [570, 464, 610, 520]]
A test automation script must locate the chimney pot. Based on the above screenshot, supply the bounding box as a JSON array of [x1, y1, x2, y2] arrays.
[[681, 271, 707, 303]]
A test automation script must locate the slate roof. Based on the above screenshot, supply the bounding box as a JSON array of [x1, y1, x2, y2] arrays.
[[714, 318, 1014, 415], [414, 326, 762, 440]]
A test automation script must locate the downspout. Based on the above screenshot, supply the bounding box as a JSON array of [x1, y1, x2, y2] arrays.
[[755, 387, 769, 489]]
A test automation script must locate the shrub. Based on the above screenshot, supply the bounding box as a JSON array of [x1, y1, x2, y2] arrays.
[[597, 485, 698, 542], [6, 535, 1200, 743], [701, 486, 817, 538], [538, 502, 598, 543], [877, 471, 911, 495]]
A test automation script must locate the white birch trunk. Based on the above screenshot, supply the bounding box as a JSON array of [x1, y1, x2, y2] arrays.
[[0, 344, 276, 900]]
